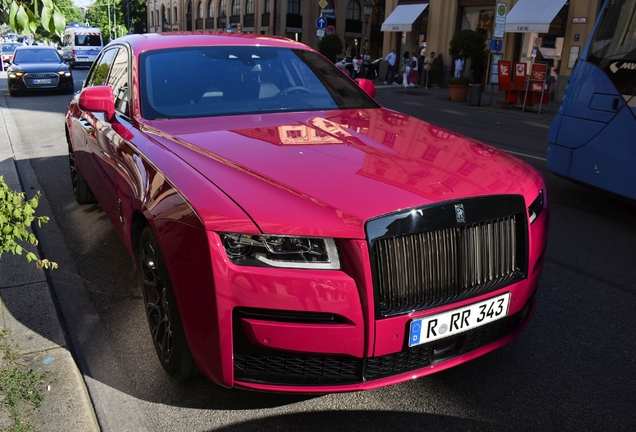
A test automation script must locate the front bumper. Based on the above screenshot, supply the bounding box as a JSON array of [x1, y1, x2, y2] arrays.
[[172, 194, 549, 393], [8, 74, 73, 92]]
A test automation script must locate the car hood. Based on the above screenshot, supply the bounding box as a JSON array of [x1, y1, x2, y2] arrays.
[[12, 62, 66, 73], [144, 108, 543, 238]]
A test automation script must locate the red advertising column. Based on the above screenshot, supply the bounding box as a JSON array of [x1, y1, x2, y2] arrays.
[[513, 62, 530, 106], [498, 60, 516, 103]]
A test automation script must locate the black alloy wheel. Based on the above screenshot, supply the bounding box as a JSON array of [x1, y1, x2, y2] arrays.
[[139, 226, 197, 379], [67, 138, 96, 204]]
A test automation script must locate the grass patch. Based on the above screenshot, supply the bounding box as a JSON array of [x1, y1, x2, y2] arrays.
[[0, 331, 47, 432]]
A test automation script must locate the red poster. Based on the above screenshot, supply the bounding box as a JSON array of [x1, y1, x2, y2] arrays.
[[498, 60, 511, 90], [513, 62, 526, 83], [530, 63, 547, 81]]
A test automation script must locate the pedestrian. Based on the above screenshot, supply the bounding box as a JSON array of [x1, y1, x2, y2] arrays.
[[423, 51, 434, 88], [384, 48, 396, 84], [401, 51, 411, 89], [431, 53, 444, 88], [454, 57, 464, 78], [408, 52, 419, 86], [352, 55, 362, 78]]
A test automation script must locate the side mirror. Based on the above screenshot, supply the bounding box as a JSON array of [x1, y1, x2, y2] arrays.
[[355, 78, 376, 98], [78, 85, 115, 121]]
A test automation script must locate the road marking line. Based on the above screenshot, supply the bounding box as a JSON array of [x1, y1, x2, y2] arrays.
[[504, 150, 546, 161]]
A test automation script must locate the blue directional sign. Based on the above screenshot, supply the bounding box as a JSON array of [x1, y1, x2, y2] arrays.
[[316, 17, 327, 30], [227, 23, 232, 31]]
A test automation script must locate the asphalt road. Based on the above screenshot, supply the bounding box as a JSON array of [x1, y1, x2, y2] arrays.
[[3, 71, 635, 432]]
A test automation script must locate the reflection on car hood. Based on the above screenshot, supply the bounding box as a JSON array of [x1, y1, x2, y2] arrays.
[[12, 62, 66, 73], [146, 108, 543, 237]]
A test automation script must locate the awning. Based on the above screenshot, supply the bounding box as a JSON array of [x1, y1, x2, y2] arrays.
[[504, 0, 567, 33], [381, 3, 428, 33]]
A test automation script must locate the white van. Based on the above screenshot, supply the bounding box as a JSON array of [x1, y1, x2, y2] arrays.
[[61, 26, 103, 68]]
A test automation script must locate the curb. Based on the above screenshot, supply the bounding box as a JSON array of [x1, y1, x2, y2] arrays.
[[0, 75, 100, 431]]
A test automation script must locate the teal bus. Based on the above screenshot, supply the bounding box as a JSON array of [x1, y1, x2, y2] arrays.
[[547, 0, 635, 200]]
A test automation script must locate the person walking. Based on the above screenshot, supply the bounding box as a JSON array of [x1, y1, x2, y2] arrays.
[[401, 51, 411, 89], [423, 51, 434, 88], [352, 55, 362, 79], [384, 49, 396, 84], [408, 52, 419, 86], [431, 53, 444, 88]]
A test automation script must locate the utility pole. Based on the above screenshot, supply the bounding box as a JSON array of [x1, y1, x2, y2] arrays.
[[107, 1, 112, 40]]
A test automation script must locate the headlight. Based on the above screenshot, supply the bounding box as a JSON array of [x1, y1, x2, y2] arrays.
[[219, 233, 340, 270], [58, 71, 71, 76], [528, 190, 545, 224], [8, 71, 23, 78]]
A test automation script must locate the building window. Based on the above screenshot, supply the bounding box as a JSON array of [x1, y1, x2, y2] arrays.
[[174, 7, 178, 23], [246, 0, 254, 14], [232, 0, 240, 16], [208, 0, 214, 18], [347, 0, 361, 21], [263, 0, 269, 13], [197, 1, 203, 19], [288, 0, 300, 15]]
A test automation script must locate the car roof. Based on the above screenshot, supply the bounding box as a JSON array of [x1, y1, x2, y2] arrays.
[[14, 45, 57, 51], [110, 32, 313, 55]]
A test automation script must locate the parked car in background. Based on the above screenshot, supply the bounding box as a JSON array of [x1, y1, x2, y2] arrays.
[[7, 46, 73, 96], [65, 32, 548, 393], [1, 42, 20, 69]]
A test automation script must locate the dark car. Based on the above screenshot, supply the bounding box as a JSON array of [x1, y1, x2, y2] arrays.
[[7, 46, 74, 96]]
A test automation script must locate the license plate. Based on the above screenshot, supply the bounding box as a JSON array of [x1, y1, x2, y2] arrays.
[[408, 292, 511, 347], [77, 57, 88, 61], [32, 79, 51, 84]]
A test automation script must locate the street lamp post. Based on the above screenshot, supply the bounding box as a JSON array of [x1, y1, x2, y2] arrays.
[[362, 0, 373, 56]]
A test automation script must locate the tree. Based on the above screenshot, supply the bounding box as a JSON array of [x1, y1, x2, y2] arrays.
[[318, 34, 343, 63], [0, 0, 66, 37]]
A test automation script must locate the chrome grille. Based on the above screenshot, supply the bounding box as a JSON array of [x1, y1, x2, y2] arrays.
[[373, 216, 522, 317]]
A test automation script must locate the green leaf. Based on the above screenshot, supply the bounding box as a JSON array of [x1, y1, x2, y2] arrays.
[[9, 1, 18, 30], [16, 5, 29, 35], [42, 0, 54, 10], [15, 245, 22, 255], [41, 6, 52, 33], [52, 8, 66, 36]]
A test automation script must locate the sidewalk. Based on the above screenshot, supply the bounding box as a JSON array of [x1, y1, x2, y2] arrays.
[[0, 87, 99, 430], [373, 82, 561, 118]]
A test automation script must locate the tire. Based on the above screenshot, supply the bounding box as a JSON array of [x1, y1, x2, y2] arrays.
[[68, 140, 96, 204], [139, 226, 198, 379]]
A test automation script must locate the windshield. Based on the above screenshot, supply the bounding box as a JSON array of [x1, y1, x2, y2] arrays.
[[13, 49, 61, 63], [139, 46, 378, 120], [1, 44, 18, 54], [587, 0, 636, 99], [74, 34, 102, 47]]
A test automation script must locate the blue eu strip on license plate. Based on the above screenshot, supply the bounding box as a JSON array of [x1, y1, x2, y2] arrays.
[[408, 292, 511, 347]]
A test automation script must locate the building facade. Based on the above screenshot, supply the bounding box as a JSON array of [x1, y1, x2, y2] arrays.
[[146, 0, 603, 100]]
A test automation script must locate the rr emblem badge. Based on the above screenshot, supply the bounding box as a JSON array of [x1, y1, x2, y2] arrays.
[[454, 204, 465, 223]]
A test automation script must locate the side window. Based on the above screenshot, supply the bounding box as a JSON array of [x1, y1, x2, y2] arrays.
[[86, 48, 118, 87], [63, 35, 71, 47], [108, 48, 130, 116]]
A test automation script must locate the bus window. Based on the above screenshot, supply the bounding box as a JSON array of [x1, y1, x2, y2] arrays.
[[546, 0, 636, 200]]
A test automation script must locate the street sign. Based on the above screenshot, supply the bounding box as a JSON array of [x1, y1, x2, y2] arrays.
[[316, 17, 327, 30], [326, 25, 335, 35], [317, 29, 325, 38], [494, 2, 507, 39], [226, 24, 232, 32], [319, 0, 328, 8]]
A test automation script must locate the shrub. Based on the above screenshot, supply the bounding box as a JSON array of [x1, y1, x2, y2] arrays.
[[318, 34, 343, 63], [449, 29, 486, 64], [447, 76, 474, 85], [0, 176, 57, 269]]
